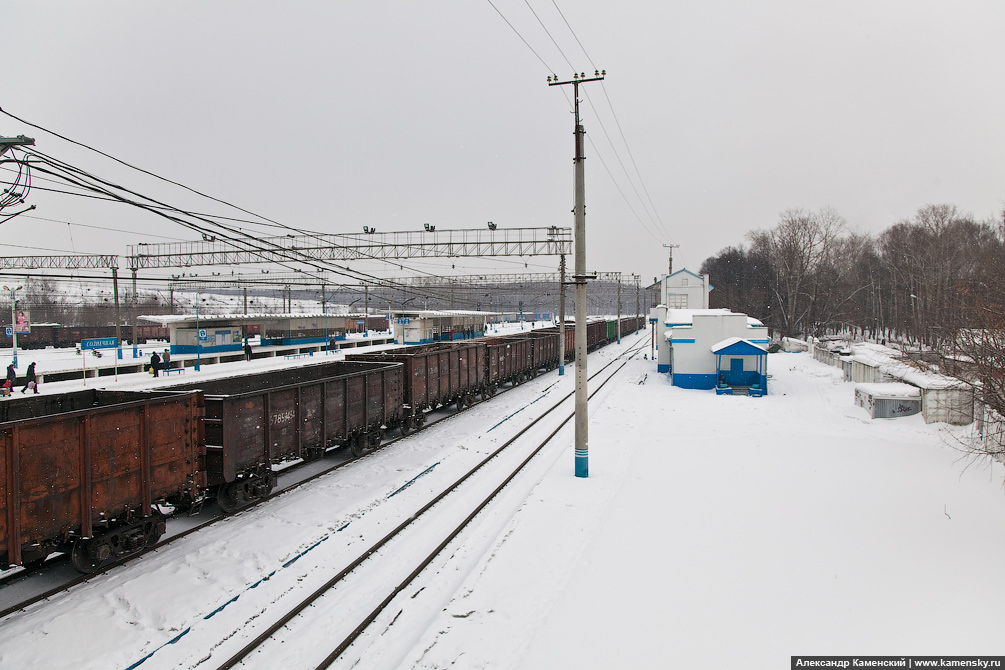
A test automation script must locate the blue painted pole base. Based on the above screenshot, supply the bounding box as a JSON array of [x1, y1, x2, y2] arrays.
[[558, 364, 565, 376], [575, 452, 588, 478]]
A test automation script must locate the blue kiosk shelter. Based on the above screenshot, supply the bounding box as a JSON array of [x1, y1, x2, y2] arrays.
[[712, 337, 768, 396]]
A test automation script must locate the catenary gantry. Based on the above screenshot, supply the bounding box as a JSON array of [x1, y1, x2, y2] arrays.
[[127, 227, 572, 270]]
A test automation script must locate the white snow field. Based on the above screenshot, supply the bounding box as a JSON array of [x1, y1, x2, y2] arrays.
[[0, 332, 1003, 669]]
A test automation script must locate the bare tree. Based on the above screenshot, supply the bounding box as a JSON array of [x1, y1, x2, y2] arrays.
[[748, 206, 845, 337]]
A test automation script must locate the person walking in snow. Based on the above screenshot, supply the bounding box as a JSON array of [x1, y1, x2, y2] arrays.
[[6, 363, 14, 387], [150, 350, 161, 377], [21, 362, 37, 394]]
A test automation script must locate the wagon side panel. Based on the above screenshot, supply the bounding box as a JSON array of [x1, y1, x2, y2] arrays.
[[16, 419, 83, 551], [299, 383, 324, 452], [346, 374, 367, 434], [220, 396, 267, 483], [325, 376, 348, 443]]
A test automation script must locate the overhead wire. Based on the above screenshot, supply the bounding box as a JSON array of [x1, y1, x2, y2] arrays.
[[21, 147, 461, 304], [487, 0, 678, 255], [17, 146, 500, 309], [3, 108, 467, 303]]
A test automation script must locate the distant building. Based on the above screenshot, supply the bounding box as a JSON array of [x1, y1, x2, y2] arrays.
[[648, 269, 713, 373], [392, 310, 489, 345]]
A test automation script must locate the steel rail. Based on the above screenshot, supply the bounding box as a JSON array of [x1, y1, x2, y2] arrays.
[[213, 334, 648, 670]]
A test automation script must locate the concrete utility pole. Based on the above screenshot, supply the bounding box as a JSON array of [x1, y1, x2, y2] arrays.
[[4, 284, 22, 369], [616, 276, 622, 345], [0, 135, 34, 158], [112, 268, 122, 361], [634, 274, 640, 326], [662, 243, 680, 275], [550, 69, 605, 479], [131, 268, 139, 358], [558, 254, 566, 375]]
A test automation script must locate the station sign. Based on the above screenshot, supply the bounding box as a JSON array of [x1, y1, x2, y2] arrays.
[[4, 327, 11, 337], [82, 337, 119, 350], [198, 329, 207, 339]]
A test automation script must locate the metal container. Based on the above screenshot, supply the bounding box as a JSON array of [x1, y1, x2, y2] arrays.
[[522, 331, 560, 372], [0, 389, 204, 572], [587, 319, 608, 350], [348, 341, 485, 427], [538, 324, 576, 361], [483, 336, 534, 387]]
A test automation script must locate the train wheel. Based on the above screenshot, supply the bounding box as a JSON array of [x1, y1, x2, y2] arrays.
[[70, 539, 103, 574], [400, 419, 411, 436], [217, 481, 248, 514], [349, 434, 364, 457], [368, 430, 383, 450]]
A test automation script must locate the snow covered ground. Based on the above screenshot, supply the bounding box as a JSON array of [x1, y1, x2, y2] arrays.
[[1, 332, 1003, 669]]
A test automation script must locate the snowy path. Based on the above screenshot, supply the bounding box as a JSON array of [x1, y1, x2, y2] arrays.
[[398, 353, 1005, 669]]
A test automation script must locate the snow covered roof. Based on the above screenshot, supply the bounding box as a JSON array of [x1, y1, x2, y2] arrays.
[[848, 343, 965, 390], [665, 308, 733, 326], [854, 383, 922, 399], [665, 309, 764, 328], [390, 309, 494, 317], [139, 312, 375, 325], [711, 337, 768, 355]]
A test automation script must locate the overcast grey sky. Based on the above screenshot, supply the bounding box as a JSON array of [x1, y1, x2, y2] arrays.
[[2, 1, 1003, 286]]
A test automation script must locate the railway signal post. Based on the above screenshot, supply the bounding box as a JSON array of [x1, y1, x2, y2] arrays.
[[549, 69, 605, 478]]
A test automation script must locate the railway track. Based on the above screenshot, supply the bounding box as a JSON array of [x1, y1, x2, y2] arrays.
[[199, 336, 648, 670], [0, 335, 646, 623]]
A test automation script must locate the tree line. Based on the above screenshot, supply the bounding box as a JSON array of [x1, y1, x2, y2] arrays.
[[700, 204, 1005, 346]]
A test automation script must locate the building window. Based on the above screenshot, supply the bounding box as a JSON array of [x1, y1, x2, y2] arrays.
[[667, 294, 688, 308], [681, 278, 688, 286]]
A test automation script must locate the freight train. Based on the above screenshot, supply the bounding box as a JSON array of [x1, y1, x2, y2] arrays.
[[0, 317, 644, 573]]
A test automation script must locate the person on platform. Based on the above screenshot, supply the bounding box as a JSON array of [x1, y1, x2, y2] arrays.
[[162, 349, 171, 370], [6, 363, 15, 387], [244, 340, 253, 361], [150, 350, 161, 377], [21, 362, 37, 394]]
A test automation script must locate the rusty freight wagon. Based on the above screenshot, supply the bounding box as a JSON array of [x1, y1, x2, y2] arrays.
[[166, 360, 403, 513], [537, 323, 576, 362], [348, 341, 486, 433], [587, 319, 609, 351], [521, 331, 560, 372], [482, 336, 535, 390], [620, 316, 643, 338], [0, 389, 205, 573]]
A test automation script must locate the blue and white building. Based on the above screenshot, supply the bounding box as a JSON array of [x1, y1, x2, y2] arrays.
[[649, 269, 712, 373], [662, 309, 770, 392]]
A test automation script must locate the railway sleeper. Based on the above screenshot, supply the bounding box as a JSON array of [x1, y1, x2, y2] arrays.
[[68, 515, 167, 574]]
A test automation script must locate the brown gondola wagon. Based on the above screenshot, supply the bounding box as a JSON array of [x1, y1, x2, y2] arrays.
[[165, 360, 403, 513], [0, 389, 205, 573]]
